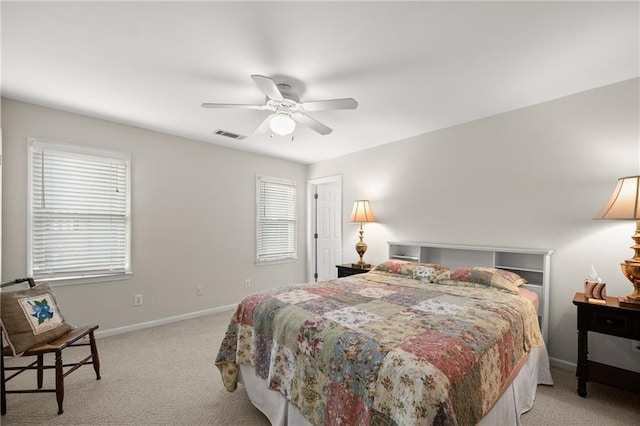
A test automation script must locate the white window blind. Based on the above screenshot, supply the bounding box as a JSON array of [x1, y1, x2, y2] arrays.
[[28, 138, 131, 281], [256, 175, 297, 263]]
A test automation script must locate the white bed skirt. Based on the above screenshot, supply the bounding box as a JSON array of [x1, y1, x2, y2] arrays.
[[238, 345, 553, 426]]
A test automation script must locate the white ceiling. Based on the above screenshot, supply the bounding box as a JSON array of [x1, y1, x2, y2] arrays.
[[2, 1, 638, 164]]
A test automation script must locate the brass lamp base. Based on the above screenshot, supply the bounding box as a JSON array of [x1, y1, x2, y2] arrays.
[[354, 223, 371, 269], [619, 221, 640, 308], [618, 296, 640, 308], [619, 261, 640, 308], [621, 261, 640, 297]]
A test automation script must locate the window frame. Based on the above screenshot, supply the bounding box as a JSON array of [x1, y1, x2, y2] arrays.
[[27, 137, 132, 286], [256, 175, 297, 265]]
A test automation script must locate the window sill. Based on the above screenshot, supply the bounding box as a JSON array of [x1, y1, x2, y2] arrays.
[[35, 272, 133, 287], [256, 258, 298, 266]]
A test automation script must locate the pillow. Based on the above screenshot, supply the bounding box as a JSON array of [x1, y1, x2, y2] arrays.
[[0, 283, 73, 355], [433, 267, 526, 294], [373, 259, 449, 282]]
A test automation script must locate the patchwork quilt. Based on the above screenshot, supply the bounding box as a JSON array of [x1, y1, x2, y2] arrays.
[[215, 268, 543, 425]]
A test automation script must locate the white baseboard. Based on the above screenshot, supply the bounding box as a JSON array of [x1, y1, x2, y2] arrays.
[[95, 304, 237, 338], [550, 356, 576, 372]]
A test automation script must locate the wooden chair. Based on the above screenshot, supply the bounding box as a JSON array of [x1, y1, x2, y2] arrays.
[[1, 278, 101, 415]]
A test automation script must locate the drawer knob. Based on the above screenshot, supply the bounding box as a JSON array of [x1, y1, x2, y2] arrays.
[[606, 319, 613, 325]]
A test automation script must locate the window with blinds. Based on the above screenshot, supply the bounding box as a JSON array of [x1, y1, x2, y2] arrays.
[[256, 175, 297, 264], [28, 138, 131, 282]]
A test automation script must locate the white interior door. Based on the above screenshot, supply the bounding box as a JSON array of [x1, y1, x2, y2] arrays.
[[309, 176, 342, 282]]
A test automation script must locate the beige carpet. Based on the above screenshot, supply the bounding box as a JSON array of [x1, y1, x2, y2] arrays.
[[2, 310, 639, 425]]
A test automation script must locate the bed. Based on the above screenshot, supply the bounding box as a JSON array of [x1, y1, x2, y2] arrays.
[[216, 259, 553, 425]]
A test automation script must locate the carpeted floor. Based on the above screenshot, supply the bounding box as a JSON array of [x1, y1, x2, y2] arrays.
[[521, 364, 640, 425], [2, 310, 639, 425]]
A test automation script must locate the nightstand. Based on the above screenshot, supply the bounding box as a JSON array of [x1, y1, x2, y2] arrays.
[[336, 264, 371, 278], [573, 292, 640, 397]]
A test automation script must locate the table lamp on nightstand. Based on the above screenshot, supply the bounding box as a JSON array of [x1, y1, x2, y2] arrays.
[[349, 200, 377, 268], [595, 175, 640, 306]]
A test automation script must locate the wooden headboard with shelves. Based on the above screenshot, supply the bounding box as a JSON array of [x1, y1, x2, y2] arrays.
[[388, 241, 553, 342]]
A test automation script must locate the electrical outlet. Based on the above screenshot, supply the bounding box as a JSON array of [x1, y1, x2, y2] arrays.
[[133, 294, 143, 306], [197, 285, 205, 296], [632, 340, 640, 353], [245, 279, 251, 288]]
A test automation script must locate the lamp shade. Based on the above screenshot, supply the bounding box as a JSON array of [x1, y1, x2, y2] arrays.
[[269, 114, 296, 136], [595, 175, 640, 220], [349, 200, 377, 223]]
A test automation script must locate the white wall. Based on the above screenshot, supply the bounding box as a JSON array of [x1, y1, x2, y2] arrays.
[[309, 78, 640, 372], [1, 98, 307, 331]]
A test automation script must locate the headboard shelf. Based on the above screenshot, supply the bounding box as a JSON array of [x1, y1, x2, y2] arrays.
[[388, 241, 553, 342], [494, 265, 543, 273], [391, 254, 420, 261]]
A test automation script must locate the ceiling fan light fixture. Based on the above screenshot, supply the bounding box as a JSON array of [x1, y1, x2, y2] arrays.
[[269, 113, 296, 136], [202, 75, 357, 137]]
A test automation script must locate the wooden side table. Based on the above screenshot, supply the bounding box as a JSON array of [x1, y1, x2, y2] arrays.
[[573, 292, 640, 397], [336, 264, 371, 278]]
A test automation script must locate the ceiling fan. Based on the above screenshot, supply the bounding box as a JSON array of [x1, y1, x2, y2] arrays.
[[201, 75, 358, 137]]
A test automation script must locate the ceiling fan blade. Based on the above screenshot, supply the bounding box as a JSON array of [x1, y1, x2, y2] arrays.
[[253, 114, 273, 134], [251, 75, 284, 101], [301, 98, 358, 111], [293, 112, 332, 135], [201, 103, 265, 110]]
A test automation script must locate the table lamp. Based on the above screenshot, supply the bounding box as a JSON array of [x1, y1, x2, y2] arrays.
[[595, 175, 640, 306], [349, 200, 377, 268]]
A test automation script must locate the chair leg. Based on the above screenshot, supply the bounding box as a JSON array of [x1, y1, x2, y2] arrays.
[[54, 350, 64, 415], [89, 330, 101, 380], [37, 354, 44, 389]]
